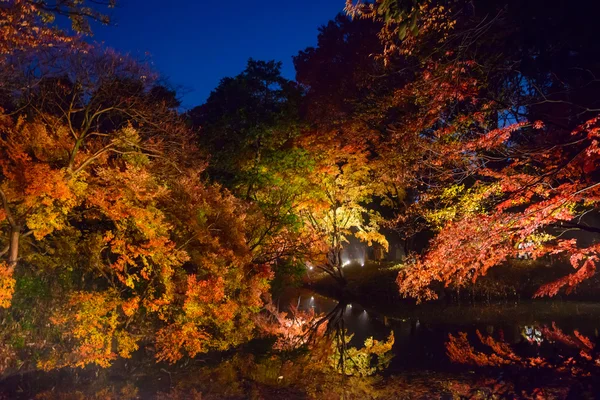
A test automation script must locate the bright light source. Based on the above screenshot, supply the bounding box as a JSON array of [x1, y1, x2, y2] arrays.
[[309, 266, 313, 270], [311, 296, 314, 300]]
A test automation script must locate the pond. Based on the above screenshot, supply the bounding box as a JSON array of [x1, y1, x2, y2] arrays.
[[279, 288, 600, 371], [2, 287, 600, 398]]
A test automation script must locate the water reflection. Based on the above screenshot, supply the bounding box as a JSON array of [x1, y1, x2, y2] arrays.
[[4, 289, 600, 399], [278, 288, 600, 373], [281, 289, 392, 349]]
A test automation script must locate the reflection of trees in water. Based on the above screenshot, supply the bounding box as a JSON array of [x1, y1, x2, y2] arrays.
[[447, 322, 600, 375], [257, 295, 394, 378], [306, 300, 395, 378], [7, 317, 600, 399], [442, 322, 600, 398], [312, 300, 351, 375], [7, 314, 600, 400]]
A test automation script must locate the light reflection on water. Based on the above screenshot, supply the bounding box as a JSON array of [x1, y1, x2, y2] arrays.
[[276, 287, 600, 371]]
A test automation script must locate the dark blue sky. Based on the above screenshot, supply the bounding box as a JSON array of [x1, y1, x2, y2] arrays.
[[89, 0, 344, 109]]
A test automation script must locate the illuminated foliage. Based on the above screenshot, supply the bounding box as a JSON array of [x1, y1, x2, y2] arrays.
[[0, 0, 114, 56], [297, 140, 389, 283], [331, 331, 395, 377], [1, 0, 71, 55], [3, 0, 600, 384], [40, 290, 136, 370], [0, 262, 15, 308], [343, 0, 600, 300], [0, 14, 274, 371], [397, 111, 600, 302], [188, 60, 317, 291]]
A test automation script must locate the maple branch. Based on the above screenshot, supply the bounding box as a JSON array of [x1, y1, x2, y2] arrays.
[[70, 143, 114, 174]]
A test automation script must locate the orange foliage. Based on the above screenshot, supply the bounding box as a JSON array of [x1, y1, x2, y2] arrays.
[[446, 331, 518, 367], [43, 291, 128, 369], [0, 2, 276, 376], [0, 263, 15, 309], [398, 108, 600, 302], [155, 322, 209, 364], [121, 297, 140, 317], [0, 94, 271, 372], [342, 0, 600, 301]]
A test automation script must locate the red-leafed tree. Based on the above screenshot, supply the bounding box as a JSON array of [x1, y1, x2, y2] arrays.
[[345, 0, 600, 300]]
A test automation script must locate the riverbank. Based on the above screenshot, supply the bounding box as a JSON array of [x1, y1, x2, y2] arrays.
[[307, 259, 600, 308]]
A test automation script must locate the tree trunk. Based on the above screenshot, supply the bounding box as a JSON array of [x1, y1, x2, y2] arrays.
[[8, 227, 19, 270], [0, 188, 20, 271]]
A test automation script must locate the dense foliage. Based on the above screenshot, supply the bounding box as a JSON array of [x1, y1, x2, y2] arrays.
[[345, 0, 600, 302], [1, 0, 600, 386]]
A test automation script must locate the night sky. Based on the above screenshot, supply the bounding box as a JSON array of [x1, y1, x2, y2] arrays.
[[88, 0, 344, 109]]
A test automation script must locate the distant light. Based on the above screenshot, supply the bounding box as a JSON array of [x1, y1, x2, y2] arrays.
[[309, 266, 313, 270], [361, 263, 364, 267], [311, 296, 314, 300]]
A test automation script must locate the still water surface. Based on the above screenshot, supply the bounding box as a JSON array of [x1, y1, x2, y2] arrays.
[[279, 288, 600, 372], [3, 288, 600, 398]]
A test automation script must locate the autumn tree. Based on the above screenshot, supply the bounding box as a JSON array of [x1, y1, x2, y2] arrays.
[[188, 60, 317, 291], [447, 323, 600, 376], [296, 136, 388, 284], [291, 14, 412, 283], [344, 0, 600, 300], [0, 41, 275, 371]]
